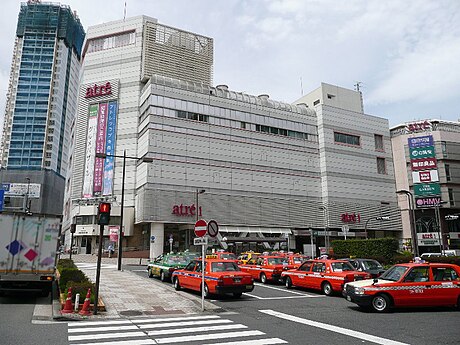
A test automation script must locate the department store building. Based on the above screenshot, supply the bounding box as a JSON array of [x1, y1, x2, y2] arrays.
[[63, 16, 402, 258]]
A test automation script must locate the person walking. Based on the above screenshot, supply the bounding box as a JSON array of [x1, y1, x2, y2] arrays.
[[108, 243, 114, 258]]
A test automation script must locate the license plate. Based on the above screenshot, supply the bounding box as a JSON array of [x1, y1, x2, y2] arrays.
[[246, 285, 252, 289], [234, 278, 241, 283], [346, 295, 351, 301]]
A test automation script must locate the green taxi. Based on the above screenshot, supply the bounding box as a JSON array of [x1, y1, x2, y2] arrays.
[[147, 253, 193, 282]]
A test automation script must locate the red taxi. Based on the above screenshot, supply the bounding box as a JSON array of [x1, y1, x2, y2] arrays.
[[343, 262, 460, 312], [171, 259, 254, 298], [281, 259, 370, 295], [206, 251, 238, 262], [239, 255, 289, 284], [286, 254, 310, 269]]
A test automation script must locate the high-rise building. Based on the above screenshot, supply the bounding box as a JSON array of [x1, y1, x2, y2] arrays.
[[0, 1, 84, 215]]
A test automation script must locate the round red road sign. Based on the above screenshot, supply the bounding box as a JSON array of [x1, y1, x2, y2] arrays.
[[194, 219, 208, 237]]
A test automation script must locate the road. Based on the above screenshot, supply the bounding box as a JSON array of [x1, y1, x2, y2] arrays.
[[127, 265, 460, 345]]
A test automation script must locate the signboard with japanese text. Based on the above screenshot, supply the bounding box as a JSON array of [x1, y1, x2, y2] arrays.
[[414, 183, 441, 196], [408, 135, 433, 148], [410, 146, 435, 159], [411, 157, 437, 171], [412, 170, 439, 184]]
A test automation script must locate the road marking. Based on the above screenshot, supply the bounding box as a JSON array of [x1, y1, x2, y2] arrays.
[[147, 323, 247, 336], [132, 315, 221, 323], [259, 309, 410, 345], [245, 293, 320, 300], [139, 318, 232, 329], [71, 340, 156, 345], [68, 320, 132, 327], [69, 331, 146, 342], [254, 282, 324, 296], [203, 339, 287, 345], [154, 330, 265, 344], [68, 325, 138, 333]]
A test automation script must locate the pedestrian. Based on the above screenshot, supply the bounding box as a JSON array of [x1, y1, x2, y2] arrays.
[[108, 244, 114, 258]]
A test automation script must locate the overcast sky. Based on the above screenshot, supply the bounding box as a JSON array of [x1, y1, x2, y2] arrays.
[[1, 0, 460, 129]]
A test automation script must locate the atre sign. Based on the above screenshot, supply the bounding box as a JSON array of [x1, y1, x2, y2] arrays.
[[172, 203, 202, 217], [85, 82, 112, 98], [417, 232, 440, 246]]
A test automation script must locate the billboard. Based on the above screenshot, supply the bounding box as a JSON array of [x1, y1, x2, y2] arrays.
[[408, 135, 433, 148], [409, 146, 435, 159], [414, 183, 441, 196], [103, 102, 117, 196], [411, 157, 437, 171], [82, 104, 99, 197], [412, 170, 439, 184]]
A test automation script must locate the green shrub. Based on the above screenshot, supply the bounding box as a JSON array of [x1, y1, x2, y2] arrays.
[[425, 256, 460, 265], [66, 281, 97, 304], [391, 253, 413, 264], [57, 258, 77, 271], [331, 238, 399, 264], [58, 268, 88, 292]]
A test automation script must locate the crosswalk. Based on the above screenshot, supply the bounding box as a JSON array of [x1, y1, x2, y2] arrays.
[[75, 263, 119, 270], [68, 314, 288, 345]]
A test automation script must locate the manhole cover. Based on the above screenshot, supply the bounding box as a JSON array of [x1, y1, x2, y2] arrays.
[[119, 310, 143, 316]]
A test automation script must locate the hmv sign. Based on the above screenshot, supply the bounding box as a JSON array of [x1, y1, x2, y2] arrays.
[[415, 196, 442, 208]]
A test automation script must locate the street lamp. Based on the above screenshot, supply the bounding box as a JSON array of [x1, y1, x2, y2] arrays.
[[396, 190, 418, 257], [319, 205, 329, 255], [364, 216, 390, 239], [196, 189, 205, 221], [96, 151, 153, 270]]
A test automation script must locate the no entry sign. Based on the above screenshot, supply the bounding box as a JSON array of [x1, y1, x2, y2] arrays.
[[194, 219, 208, 237]]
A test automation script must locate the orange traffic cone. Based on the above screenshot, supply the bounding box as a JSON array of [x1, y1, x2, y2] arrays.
[[61, 287, 74, 314], [79, 288, 92, 316]]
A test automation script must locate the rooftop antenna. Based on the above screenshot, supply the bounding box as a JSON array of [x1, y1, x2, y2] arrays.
[[123, 1, 127, 21], [354, 81, 362, 92], [300, 77, 304, 96], [354, 81, 364, 113]]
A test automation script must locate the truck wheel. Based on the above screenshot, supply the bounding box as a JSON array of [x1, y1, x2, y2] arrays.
[[371, 294, 391, 313], [322, 281, 333, 296], [260, 273, 267, 284], [148, 268, 154, 278], [160, 271, 166, 282], [285, 277, 292, 289], [173, 277, 181, 291]]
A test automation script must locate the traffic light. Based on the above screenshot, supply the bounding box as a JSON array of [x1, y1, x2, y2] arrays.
[[97, 202, 111, 225]]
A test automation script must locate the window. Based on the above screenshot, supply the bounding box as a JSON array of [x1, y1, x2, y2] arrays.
[[374, 134, 384, 151], [445, 164, 451, 181], [432, 267, 458, 281], [240, 122, 246, 129], [377, 157, 386, 174], [312, 263, 325, 273], [404, 267, 429, 282], [327, 94, 335, 99], [334, 132, 360, 146], [449, 188, 454, 206], [313, 99, 320, 106], [441, 141, 447, 157]]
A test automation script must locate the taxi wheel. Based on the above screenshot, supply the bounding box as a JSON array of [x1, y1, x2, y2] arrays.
[[148, 268, 154, 278], [322, 282, 333, 296], [160, 271, 166, 282], [456, 295, 460, 310], [203, 284, 210, 298], [285, 277, 292, 289], [260, 273, 267, 284], [173, 277, 181, 291], [233, 292, 243, 298], [371, 294, 391, 312]]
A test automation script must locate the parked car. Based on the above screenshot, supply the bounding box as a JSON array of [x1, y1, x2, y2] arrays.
[[147, 253, 189, 281], [286, 254, 310, 269], [239, 255, 289, 284], [281, 259, 371, 296], [237, 251, 261, 265], [343, 262, 460, 312], [172, 259, 254, 298], [340, 258, 386, 278], [206, 251, 238, 261]]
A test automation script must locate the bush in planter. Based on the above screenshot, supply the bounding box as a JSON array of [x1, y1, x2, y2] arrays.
[[425, 256, 460, 265], [57, 258, 77, 271], [66, 280, 97, 305], [58, 268, 88, 292], [331, 237, 399, 264]]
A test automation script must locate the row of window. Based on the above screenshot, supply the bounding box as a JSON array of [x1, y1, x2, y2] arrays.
[[87, 31, 136, 54], [334, 132, 385, 150]]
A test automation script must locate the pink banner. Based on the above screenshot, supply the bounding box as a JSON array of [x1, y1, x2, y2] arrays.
[[93, 103, 108, 194]]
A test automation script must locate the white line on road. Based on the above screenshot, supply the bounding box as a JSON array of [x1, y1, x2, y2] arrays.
[[70, 340, 156, 345], [139, 318, 232, 329], [68, 325, 138, 333], [259, 309, 410, 345], [147, 323, 247, 336], [245, 293, 319, 300], [68, 331, 146, 342], [254, 283, 324, 296], [132, 315, 221, 324], [154, 330, 265, 344], [68, 320, 132, 327], [202, 338, 288, 345]]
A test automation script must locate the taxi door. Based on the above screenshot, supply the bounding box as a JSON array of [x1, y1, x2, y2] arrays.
[[430, 266, 460, 306], [396, 266, 432, 307], [180, 261, 198, 289], [292, 261, 312, 287], [189, 260, 204, 291], [309, 262, 326, 289]]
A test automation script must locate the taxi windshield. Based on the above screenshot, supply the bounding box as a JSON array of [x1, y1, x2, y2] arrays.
[[331, 262, 355, 272], [166, 256, 187, 265], [379, 265, 408, 281], [220, 253, 237, 260], [292, 256, 308, 264], [211, 262, 240, 272], [362, 260, 383, 270], [267, 257, 288, 265]]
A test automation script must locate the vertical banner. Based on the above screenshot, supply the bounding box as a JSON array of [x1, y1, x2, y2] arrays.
[[93, 103, 108, 195], [103, 101, 118, 196], [82, 104, 99, 197]]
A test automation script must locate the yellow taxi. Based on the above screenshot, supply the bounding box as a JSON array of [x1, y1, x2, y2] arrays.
[[237, 251, 261, 265]]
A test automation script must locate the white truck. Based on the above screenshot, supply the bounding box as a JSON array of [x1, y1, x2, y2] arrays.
[[0, 213, 61, 296]]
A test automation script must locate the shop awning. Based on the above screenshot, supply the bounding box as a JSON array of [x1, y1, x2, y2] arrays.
[[218, 226, 291, 234]]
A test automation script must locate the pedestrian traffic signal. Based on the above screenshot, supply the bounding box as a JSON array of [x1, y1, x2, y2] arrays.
[[97, 202, 111, 225]]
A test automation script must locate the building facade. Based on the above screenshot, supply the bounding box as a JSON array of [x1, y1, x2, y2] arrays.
[[64, 16, 402, 258], [391, 120, 460, 254], [0, 1, 84, 215]]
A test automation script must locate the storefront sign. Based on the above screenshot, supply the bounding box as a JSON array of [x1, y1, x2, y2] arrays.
[[408, 135, 433, 148], [341, 213, 361, 223], [415, 196, 442, 208], [406, 120, 432, 133], [412, 170, 439, 184], [109, 226, 119, 242], [411, 157, 437, 171], [409, 146, 435, 159], [85, 82, 112, 98], [417, 232, 440, 246], [172, 204, 202, 217], [414, 183, 441, 196]]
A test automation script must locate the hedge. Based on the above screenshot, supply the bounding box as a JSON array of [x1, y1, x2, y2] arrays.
[[67, 281, 96, 304], [56, 258, 77, 271], [58, 267, 88, 292], [331, 237, 399, 264], [425, 256, 460, 266]]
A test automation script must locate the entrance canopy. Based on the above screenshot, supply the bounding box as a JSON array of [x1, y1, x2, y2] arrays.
[[219, 226, 291, 234]]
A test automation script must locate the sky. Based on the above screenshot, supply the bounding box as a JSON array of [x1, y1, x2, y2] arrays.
[[1, 0, 460, 129]]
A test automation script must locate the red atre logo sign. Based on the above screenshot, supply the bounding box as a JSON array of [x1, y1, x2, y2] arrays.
[[172, 204, 202, 217], [421, 233, 434, 239], [406, 120, 431, 133], [85, 82, 112, 98], [341, 213, 361, 223]]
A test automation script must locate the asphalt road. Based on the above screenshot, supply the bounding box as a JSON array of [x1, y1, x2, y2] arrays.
[[129, 265, 460, 345]]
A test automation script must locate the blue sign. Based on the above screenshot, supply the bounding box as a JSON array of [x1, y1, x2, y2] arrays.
[[408, 135, 433, 149], [0, 190, 4, 211]]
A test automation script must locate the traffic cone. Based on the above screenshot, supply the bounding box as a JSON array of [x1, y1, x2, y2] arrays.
[[61, 287, 74, 314], [79, 288, 92, 316]]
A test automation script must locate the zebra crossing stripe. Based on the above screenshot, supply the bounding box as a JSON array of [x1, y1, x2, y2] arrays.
[[154, 330, 265, 344], [147, 323, 247, 336], [203, 338, 288, 345], [68, 331, 146, 342], [132, 314, 221, 324], [68, 325, 138, 333], [68, 320, 132, 327], [70, 340, 155, 345], [138, 318, 232, 329]]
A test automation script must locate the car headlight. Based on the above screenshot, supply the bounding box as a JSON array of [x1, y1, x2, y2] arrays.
[[354, 287, 365, 295]]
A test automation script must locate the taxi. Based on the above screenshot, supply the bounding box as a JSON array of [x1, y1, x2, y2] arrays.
[[343, 262, 460, 312], [286, 254, 310, 269], [281, 259, 370, 295], [147, 253, 189, 282], [237, 251, 261, 265], [171, 259, 254, 298], [239, 255, 289, 284], [206, 251, 238, 261]]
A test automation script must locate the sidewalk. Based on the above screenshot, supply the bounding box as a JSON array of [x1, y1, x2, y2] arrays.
[[51, 254, 221, 321]]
